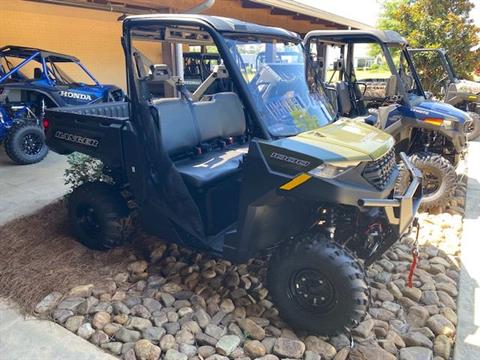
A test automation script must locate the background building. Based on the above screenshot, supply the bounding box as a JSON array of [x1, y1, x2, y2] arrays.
[[1, 0, 370, 88]]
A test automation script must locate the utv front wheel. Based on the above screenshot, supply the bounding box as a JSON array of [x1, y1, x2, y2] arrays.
[[267, 234, 369, 335], [68, 182, 133, 250], [409, 152, 456, 211], [466, 112, 480, 141], [4, 122, 48, 164]]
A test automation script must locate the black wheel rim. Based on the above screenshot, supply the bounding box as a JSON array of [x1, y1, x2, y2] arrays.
[[21, 133, 43, 156], [288, 269, 337, 314], [76, 204, 102, 239], [422, 169, 442, 197]]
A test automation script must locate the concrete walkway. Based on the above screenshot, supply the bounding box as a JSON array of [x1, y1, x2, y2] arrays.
[[455, 139, 480, 359], [0, 147, 68, 224], [0, 300, 117, 360], [0, 148, 116, 360]]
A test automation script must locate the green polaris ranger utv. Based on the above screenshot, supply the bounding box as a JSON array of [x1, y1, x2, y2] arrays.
[[408, 48, 480, 140], [304, 30, 470, 210], [44, 15, 421, 335]]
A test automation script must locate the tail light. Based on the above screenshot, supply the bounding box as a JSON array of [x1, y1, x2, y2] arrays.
[[42, 118, 49, 129]]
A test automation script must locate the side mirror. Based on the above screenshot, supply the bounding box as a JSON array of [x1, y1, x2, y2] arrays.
[[424, 91, 433, 99]]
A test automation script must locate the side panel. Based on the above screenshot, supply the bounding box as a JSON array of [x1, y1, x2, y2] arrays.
[[224, 140, 315, 262]]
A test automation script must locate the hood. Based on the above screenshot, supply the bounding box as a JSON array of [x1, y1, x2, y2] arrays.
[[273, 119, 395, 164], [412, 100, 470, 124], [455, 79, 480, 95]]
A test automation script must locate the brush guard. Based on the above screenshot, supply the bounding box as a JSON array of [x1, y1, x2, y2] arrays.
[[358, 152, 422, 238]]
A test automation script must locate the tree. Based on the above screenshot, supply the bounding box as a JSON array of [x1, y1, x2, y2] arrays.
[[377, 0, 480, 93]]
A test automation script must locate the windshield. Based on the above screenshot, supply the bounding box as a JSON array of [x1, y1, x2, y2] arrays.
[[443, 52, 457, 79], [225, 36, 335, 137], [390, 47, 424, 96], [46, 60, 97, 86]]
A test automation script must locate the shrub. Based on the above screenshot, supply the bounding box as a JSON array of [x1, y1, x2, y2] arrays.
[[64, 153, 113, 190]]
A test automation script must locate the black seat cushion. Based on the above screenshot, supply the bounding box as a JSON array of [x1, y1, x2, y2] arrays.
[[176, 145, 248, 188]]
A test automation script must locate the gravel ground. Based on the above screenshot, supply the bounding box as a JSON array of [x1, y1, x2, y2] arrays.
[[34, 174, 467, 360]]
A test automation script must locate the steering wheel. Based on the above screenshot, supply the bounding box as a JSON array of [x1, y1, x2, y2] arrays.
[[356, 81, 368, 96]]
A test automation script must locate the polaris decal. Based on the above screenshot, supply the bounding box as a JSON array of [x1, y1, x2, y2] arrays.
[[270, 152, 310, 167], [59, 91, 93, 101], [412, 108, 429, 115], [54, 130, 99, 147]]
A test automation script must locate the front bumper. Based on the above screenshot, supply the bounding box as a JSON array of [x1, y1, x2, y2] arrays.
[[358, 152, 422, 236]]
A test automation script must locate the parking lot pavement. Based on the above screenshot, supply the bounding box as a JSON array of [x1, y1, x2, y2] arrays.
[[0, 147, 68, 226], [455, 138, 480, 359]]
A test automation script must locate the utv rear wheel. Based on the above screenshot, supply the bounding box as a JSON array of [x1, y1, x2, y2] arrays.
[[409, 152, 456, 211], [4, 122, 48, 165], [267, 233, 369, 335], [466, 112, 480, 141], [68, 182, 133, 250]]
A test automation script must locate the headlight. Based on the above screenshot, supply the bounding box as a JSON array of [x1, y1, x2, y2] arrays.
[[442, 119, 455, 130], [308, 162, 357, 179]]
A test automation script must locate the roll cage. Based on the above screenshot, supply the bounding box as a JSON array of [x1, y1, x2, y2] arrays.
[[408, 48, 458, 83], [303, 30, 427, 105], [122, 14, 303, 141], [0, 45, 100, 86]]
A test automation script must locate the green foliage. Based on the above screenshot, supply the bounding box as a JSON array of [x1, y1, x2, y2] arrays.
[[64, 153, 112, 190], [378, 0, 480, 93]]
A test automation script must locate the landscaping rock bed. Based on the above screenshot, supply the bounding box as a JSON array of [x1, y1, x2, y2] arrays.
[[35, 175, 467, 360]]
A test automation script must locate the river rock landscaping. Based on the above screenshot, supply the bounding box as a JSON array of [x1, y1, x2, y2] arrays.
[[30, 170, 466, 360]]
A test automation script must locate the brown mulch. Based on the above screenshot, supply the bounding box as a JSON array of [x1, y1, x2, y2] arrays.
[[0, 201, 134, 312]]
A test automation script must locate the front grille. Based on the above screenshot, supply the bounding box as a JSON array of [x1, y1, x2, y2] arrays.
[[362, 149, 397, 190]]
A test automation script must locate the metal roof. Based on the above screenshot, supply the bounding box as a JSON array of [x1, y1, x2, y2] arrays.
[[304, 30, 408, 45], [124, 14, 301, 41], [28, 0, 371, 32], [251, 0, 373, 30], [0, 45, 79, 62]]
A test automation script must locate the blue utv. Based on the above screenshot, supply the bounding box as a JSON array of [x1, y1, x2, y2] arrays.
[[0, 45, 124, 164], [304, 30, 471, 211]]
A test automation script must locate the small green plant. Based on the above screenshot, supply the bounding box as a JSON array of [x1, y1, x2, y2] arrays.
[[64, 153, 113, 190]]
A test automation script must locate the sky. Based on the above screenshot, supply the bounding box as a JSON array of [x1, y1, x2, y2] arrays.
[[298, 0, 480, 28]]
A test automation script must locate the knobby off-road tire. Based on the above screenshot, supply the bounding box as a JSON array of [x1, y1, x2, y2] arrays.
[[408, 152, 457, 211], [68, 181, 133, 250], [394, 160, 411, 197], [466, 112, 480, 141], [4, 122, 48, 164], [267, 233, 369, 335]]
